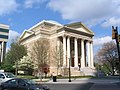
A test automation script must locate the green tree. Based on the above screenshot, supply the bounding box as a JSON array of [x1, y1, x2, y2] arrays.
[[3, 40, 27, 75], [18, 55, 34, 75]]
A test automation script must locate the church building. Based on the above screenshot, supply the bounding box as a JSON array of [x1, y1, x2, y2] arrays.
[[19, 20, 96, 76]]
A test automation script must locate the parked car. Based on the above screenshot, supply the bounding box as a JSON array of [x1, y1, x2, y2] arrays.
[[0, 78, 50, 90], [0, 72, 16, 85]]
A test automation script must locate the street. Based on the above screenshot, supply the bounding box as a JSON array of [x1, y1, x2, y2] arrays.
[[45, 83, 94, 90], [90, 83, 120, 90], [43, 82, 120, 90]]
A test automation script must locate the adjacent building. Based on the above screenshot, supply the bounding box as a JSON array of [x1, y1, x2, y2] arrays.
[[20, 20, 96, 76], [0, 24, 9, 63]]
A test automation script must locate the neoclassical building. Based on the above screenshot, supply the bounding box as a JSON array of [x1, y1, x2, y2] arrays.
[[20, 20, 96, 76]]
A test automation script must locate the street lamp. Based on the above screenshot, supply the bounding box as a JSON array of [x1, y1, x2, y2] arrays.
[[68, 57, 71, 82]]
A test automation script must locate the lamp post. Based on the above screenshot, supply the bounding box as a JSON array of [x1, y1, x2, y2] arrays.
[[68, 57, 71, 82], [112, 26, 120, 80]]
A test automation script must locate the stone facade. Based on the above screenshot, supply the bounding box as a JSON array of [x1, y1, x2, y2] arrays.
[[19, 20, 96, 76]]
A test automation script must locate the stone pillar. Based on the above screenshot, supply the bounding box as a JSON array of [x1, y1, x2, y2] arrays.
[[63, 35, 66, 66], [0, 41, 6, 62], [87, 41, 91, 67], [90, 42, 94, 68], [81, 39, 85, 68], [74, 38, 78, 67], [67, 36, 70, 67]]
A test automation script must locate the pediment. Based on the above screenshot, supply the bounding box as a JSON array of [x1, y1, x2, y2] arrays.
[[20, 30, 34, 40], [66, 22, 94, 35]]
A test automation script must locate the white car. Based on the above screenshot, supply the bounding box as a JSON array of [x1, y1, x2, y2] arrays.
[[0, 72, 15, 85]]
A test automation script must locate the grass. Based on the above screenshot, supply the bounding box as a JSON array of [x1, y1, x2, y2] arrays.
[[56, 75, 95, 79], [17, 75, 36, 79], [17, 75, 96, 79]]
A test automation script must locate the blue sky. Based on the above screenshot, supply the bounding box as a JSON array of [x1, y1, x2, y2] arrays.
[[0, 0, 120, 54]]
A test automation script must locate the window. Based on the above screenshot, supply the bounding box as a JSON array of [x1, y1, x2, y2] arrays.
[[18, 79, 25, 86], [0, 74, 5, 78], [8, 79, 17, 85]]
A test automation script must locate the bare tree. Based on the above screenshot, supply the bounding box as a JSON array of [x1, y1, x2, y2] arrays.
[[30, 38, 50, 80], [95, 41, 118, 75], [52, 44, 63, 75]]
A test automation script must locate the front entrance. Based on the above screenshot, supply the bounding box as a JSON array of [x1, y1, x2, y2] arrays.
[[71, 57, 74, 67]]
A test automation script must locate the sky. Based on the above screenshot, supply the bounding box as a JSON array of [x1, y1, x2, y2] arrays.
[[0, 0, 120, 55]]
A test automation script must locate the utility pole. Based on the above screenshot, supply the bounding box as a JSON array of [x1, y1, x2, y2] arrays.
[[112, 26, 120, 80]]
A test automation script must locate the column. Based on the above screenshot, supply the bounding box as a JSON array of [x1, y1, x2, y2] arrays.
[[63, 36, 66, 66], [90, 42, 94, 68], [81, 39, 85, 68], [0, 41, 6, 62], [67, 36, 70, 67], [87, 41, 91, 67], [74, 38, 78, 67]]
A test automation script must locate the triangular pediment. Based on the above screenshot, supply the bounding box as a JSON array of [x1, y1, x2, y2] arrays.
[[65, 22, 94, 35], [20, 30, 34, 40]]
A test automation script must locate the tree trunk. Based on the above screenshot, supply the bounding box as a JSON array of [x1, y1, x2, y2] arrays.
[[15, 61, 18, 76], [112, 66, 115, 76]]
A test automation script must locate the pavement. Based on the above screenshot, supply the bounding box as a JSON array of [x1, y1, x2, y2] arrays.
[[34, 78, 120, 84], [39, 78, 120, 90], [34, 78, 120, 90]]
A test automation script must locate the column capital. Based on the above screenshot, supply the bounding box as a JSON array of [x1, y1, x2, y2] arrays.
[[74, 37, 78, 40], [86, 40, 93, 43], [67, 35, 71, 38], [62, 34, 66, 38]]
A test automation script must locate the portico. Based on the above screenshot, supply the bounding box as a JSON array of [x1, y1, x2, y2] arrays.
[[58, 35, 94, 69]]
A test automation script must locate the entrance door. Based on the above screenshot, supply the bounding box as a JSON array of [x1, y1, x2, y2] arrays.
[[71, 58, 74, 67]]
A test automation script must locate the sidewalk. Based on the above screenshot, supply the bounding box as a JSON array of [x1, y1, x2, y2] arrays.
[[37, 78, 120, 84]]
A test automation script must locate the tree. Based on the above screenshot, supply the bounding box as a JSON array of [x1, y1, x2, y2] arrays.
[[18, 55, 34, 75], [52, 45, 63, 75], [95, 41, 118, 75], [4, 40, 27, 75], [30, 38, 50, 80]]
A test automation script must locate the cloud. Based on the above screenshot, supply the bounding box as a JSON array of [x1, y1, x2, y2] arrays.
[[8, 30, 20, 43], [6, 30, 20, 52], [6, 47, 10, 52], [24, 0, 47, 8], [48, 0, 120, 27], [102, 17, 120, 27], [93, 36, 112, 46], [0, 0, 18, 16]]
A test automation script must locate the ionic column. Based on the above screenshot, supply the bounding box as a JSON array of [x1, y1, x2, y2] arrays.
[[67, 36, 70, 67], [81, 39, 85, 68], [63, 35, 67, 66], [90, 42, 94, 68], [87, 41, 91, 67], [74, 38, 78, 67]]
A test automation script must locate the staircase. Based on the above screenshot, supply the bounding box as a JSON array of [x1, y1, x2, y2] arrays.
[[80, 67, 97, 76]]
